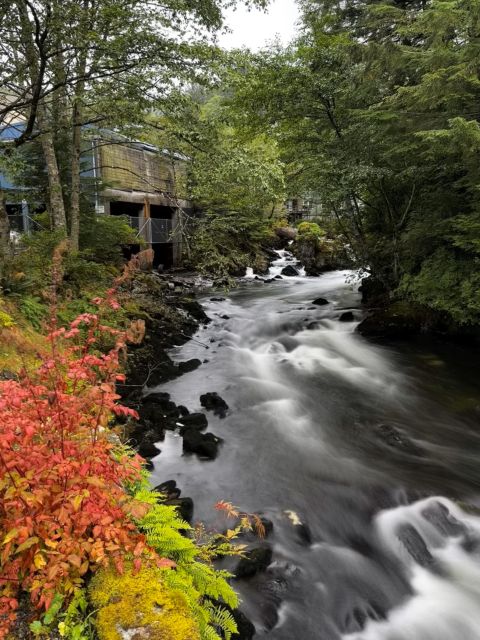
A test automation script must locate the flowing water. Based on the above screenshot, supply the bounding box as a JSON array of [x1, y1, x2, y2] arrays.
[[150, 251, 480, 640]]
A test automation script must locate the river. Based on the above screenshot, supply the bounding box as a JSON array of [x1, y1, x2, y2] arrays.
[[149, 251, 480, 640]]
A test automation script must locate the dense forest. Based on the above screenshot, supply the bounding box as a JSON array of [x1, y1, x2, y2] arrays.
[[0, 0, 480, 638]]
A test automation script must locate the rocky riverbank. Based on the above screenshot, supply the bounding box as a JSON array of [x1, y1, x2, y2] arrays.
[[357, 276, 480, 344]]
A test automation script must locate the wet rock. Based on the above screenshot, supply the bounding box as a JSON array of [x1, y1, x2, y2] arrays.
[[422, 502, 466, 537], [182, 428, 221, 459], [281, 265, 299, 277], [178, 298, 210, 324], [178, 358, 202, 374], [178, 405, 189, 416], [153, 480, 181, 500], [397, 524, 434, 567], [357, 301, 429, 340], [221, 314, 231, 320], [137, 440, 161, 459], [200, 392, 229, 418], [374, 424, 425, 457], [284, 510, 312, 545], [178, 413, 208, 431], [339, 311, 355, 322], [312, 297, 329, 306], [259, 517, 274, 538], [234, 546, 273, 579], [274, 275, 283, 280], [166, 497, 194, 523], [144, 459, 154, 471], [211, 297, 226, 302], [231, 609, 256, 640]]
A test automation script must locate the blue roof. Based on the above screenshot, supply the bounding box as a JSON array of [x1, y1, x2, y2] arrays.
[[0, 122, 25, 141]]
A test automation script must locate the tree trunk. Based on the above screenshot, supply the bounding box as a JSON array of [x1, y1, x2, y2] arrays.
[[37, 106, 67, 232], [69, 112, 82, 251], [0, 189, 11, 269]]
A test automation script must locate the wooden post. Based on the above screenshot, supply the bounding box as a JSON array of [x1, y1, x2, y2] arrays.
[[141, 197, 153, 269]]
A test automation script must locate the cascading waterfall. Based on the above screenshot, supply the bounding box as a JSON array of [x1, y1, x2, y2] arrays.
[[149, 258, 480, 640]]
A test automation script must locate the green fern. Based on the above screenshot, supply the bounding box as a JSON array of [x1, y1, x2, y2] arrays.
[[127, 477, 240, 639]]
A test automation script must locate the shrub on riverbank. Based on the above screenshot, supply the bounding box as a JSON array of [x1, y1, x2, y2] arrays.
[[0, 262, 249, 640]]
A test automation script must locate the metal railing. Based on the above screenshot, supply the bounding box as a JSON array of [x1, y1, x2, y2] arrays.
[[123, 216, 173, 244]]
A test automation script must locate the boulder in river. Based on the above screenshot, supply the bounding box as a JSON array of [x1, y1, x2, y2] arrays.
[[339, 311, 355, 322], [231, 609, 256, 640], [312, 297, 329, 306], [182, 428, 221, 459], [397, 524, 434, 567], [153, 480, 181, 500], [137, 440, 161, 460], [281, 265, 300, 277], [200, 392, 229, 418], [178, 358, 202, 374], [166, 497, 194, 523], [374, 424, 425, 456], [234, 546, 273, 579], [178, 412, 208, 431], [211, 296, 226, 302]]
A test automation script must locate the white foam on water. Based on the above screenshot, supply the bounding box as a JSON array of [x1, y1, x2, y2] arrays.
[[345, 499, 480, 640]]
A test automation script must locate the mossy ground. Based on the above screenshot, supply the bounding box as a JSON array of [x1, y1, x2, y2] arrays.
[[89, 565, 201, 640]]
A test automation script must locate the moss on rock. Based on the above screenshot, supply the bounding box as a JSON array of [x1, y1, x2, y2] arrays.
[[89, 564, 201, 640]]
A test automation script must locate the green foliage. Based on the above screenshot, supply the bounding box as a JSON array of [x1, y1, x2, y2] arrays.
[[0, 310, 14, 329], [128, 480, 241, 640], [18, 296, 48, 330], [226, 0, 480, 325], [297, 222, 325, 240], [79, 215, 140, 267]]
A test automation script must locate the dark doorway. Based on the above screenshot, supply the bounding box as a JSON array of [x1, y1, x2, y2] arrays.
[[150, 204, 174, 219], [110, 201, 143, 217], [153, 243, 174, 270]]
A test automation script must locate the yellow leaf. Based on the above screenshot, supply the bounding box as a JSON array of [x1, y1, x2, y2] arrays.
[[15, 536, 39, 553], [44, 539, 58, 549], [71, 494, 83, 512], [34, 553, 46, 569], [2, 528, 18, 545]]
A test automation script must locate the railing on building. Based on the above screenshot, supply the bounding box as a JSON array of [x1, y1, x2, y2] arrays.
[[123, 216, 174, 244]]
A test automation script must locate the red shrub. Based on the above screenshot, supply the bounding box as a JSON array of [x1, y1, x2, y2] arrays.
[[0, 298, 150, 637]]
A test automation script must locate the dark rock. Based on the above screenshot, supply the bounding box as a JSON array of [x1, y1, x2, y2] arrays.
[[295, 523, 312, 545], [211, 297, 226, 302], [166, 497, 194, 523], [254, 276, 264, 282], [339, 311, 355, 322], [259, 517, 274, 538], [421, 502, 466, 537], [200, 392, 229, 418], [178, 413, 208, 432], [137, 440, 161, 459], [182, 428, 221, 459], [360, 277, 389, 307], [178, 298, 210, 324], [281, 265, 299, 277], [312, 297, 329, 306], [274, 275, 283, 280], [144, 459, 154, 471], [397, 524, 434, 567], [154, 480, 181, 500], [374, 424, 425, 456], [178, 405, 189, 416], [221, 314, 231, 320], [178, 358, 202, 374], [234, 546, 273, 579], [231, 609, 256, 640], [357, 302, 429, 340]]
